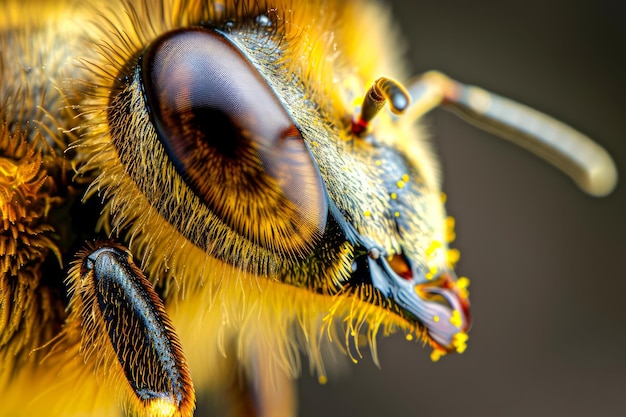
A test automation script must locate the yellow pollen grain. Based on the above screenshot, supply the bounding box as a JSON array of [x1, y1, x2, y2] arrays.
[[450, 310, 463, 328], [430, 349, 445, 362], [405, 333, 414, 341], [453, 332, 469, 354], [446, 248, 460, 265], [375, 159, 382, 166], [425, 266, 438, 280], [455, 331, 469, 343], [440, 192, 447, 203], [457, 276, 470, 290], [318, 375, 328, 385], [456, 276, 470, 298], [433, 315, 440, 323], [401, 174, 409, 182], [396, 180, 405, 189], [445, 216, 457, 242], [394, 211, 400, 217], [363, 210, 371, 217], [390, 192, 397, 200], [426, 240, 442, 258]]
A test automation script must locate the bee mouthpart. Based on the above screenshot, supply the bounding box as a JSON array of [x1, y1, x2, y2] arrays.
[[367, 253, 471, 356]]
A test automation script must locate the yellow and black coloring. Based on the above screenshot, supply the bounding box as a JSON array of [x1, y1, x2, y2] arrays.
[[0, 1, 616, 416]]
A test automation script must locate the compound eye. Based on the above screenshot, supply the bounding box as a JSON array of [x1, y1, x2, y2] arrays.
[[141, 29, 327, 257]]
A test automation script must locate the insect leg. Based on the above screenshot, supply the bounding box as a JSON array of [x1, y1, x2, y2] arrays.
[[246, 346, 296, 417], [66, 242, 195, 417], [214, 345, 296, 417], [405, 71, 617, 197]]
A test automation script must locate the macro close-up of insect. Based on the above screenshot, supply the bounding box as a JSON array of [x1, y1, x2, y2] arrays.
[[1, 0, 625, 416]]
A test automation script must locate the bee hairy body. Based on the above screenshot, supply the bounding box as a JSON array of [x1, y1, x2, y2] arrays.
[[1, 1, 459, 415], [0, 0, 616, 416]]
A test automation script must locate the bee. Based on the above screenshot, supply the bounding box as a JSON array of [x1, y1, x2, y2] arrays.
[[0, 0, 618, 416]]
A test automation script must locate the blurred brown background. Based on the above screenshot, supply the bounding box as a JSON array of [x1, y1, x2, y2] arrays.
[[298, 1, 626, 416]]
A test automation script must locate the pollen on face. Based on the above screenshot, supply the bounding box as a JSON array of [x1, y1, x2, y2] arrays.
[[453, 332, 469, 354], [430, 348, 446, 362], [450, 310, 463, 328], [446, 248, 460, 266], [425, 266, 438, 280], [456, 276, 470, 298], [445, 216, 456, 242], [425, 240, 442, 259]]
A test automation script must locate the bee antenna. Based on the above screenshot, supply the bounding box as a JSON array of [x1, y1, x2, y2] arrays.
[[404, 71, 618, 197], [352, 77, 410, 137]]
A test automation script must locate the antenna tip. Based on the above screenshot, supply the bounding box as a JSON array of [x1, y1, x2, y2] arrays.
[[579, 153, 618, 197]]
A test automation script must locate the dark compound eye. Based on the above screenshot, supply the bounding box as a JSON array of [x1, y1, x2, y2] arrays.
[[141, 29, 327, 257]]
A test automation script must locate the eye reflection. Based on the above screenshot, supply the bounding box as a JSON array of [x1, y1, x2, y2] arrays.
[[140, 28, 328, 256]]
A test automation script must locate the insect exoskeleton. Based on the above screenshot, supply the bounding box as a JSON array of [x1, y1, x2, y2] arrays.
[[0, 0, 616, 416]]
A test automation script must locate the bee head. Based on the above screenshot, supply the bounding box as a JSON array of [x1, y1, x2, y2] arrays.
[[79, 1, 469, 365]]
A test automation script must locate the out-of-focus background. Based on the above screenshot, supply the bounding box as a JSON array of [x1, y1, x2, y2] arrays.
[[298, 1, 626, 416]]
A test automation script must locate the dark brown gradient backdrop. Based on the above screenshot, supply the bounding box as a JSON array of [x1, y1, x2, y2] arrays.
[[298, 1, 626, 416]]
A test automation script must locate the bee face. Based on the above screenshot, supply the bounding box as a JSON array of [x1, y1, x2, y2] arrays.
[[1, 1, 468, 414], [297, 1, 626, 416], [1, 0, 623, 416]]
